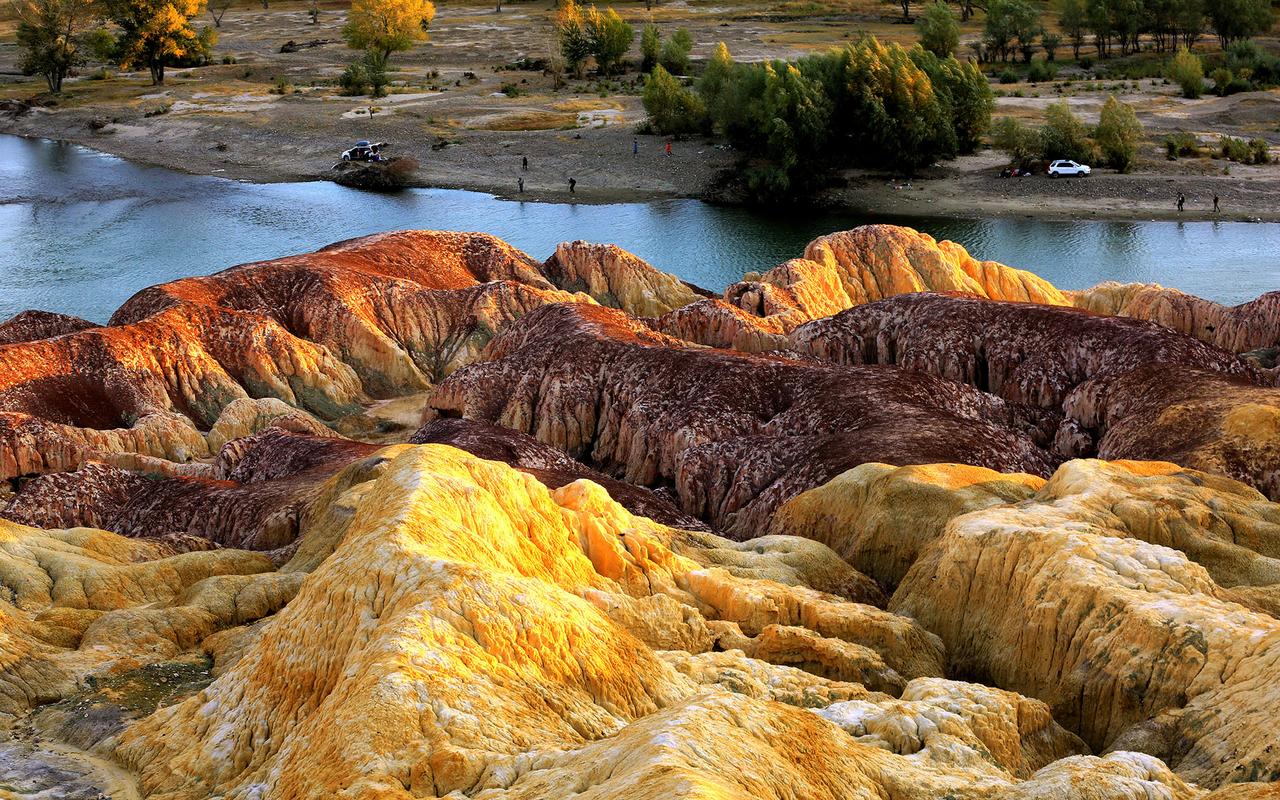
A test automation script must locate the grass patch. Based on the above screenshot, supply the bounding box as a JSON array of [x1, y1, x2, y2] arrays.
[[475, 110, 580, 131]]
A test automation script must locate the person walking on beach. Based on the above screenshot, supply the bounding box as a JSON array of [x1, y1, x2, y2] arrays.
[[518, 176, 524, 193], [665, 141, 671, 157], [522, 156, 528, 171], [633, 138, 638, 157], [1177, 192, 1185, 213], [1213, 193, 1220, 213], [568, 177, 576, 194]]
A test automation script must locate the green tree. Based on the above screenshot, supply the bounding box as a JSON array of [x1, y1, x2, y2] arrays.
[[99, 0, 214, 84], [992, 115, 1039, 164], [13, 0, 93, 92], [698, 41, 757, 139], [555, 0, 591, 76], [1041, 31, 1061, 60], [916, 1, 959, 57], [1094, 94, 1143, 171], [640, 22, 660, 72], [1167, 45, 1204, 96], [642, 64, 705, 134], [342, 0, 434, 65], [911, 45, 993, 152], [659, 26, 692, 74], [1203, 0, 1272, 45], [1040, 99, 1093, 160], [1086, 0, 1112, 56], [1054, 0, 1085, 58], [584, 5, 633, 74], [985, 0, 1041, 61]]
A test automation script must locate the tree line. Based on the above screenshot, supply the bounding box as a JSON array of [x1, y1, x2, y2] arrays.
[[643, 37, 994, 199]]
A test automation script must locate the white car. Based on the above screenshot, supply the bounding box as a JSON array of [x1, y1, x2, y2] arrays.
[[1048, 159, 1091, 178]]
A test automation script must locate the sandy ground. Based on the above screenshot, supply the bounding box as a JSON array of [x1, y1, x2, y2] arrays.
[[2, 0, 1280, 219]]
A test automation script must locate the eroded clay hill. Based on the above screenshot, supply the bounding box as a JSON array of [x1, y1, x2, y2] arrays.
[[1, 224, 1279, 798]]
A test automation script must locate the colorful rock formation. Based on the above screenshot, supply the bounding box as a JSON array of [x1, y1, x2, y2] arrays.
[[0, 224, 1277, 799]]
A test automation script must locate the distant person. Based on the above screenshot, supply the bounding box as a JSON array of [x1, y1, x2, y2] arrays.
[[633, 138, 638, 157], [518, 176, 524, 193], [665, 141, 672, 157], [522, 156, 528, 171], [1177, 192, 1185, 213], [1213, 193, 1220, 213], [568, 177, 576, 194]]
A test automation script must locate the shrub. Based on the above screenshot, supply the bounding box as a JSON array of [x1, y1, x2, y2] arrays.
[[1027, 59, 1056, 82], [992, 115, 1039, 163], [1167, 47, 1204, 99], [1248, 138, 1271, 164], [642, 64, 705, 135], [1164, 131, 1200, 159], [1222, 136, 1272, 164], [499, 81, 523, 96], [1094, 94, 1142, 172], [999, 68, 1019, 83], [659, 27, 693, 75], [1210, 66, 1233, 94]]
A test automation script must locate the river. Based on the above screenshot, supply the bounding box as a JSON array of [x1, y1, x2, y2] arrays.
[[3, 134, 1278, 323]]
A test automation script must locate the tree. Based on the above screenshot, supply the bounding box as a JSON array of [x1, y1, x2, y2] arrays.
[[342, 0, 434, 65], [1167, 45, 1204, 96], [1041, 31, 1061, 60], [640, 22, 660, 72], [1085, 0, 1112, 55], [642, 64, 705, 134], [99, 0, 213, 84], [885, 0, 910, 22], [992, 115, 1039, 164], [1203, 0, 1272, 45], [1094, 94, 1143, 171], [207, 0, 231, 25], [555, 0, 591, 76], [911, 45, 993, 152], [1041, 99, 1093, 160], [659, 26, 692, 74], [1057, 0, 1088, 58], [584, 5, 633, 74], [13, 0, 93, 92], [916, 1, 959, 57], [985, 0, 1041, 62]]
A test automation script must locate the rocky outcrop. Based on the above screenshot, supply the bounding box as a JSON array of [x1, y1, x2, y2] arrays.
[[431, 302, 1057, 535], [1071, 282, 1280, 354], [891, 458, 1280, 787], [543, 240, 708, 317], [1065, 365, 1280, 500], [0, 310, 96, 345], [409, 417, 709, 530], [106, 444, 1185, 800], [790, 292, 1251, 409]]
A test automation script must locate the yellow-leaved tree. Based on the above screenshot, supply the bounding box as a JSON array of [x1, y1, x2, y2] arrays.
[[343, 0, 435, 67], [100, 0, 215, 84]]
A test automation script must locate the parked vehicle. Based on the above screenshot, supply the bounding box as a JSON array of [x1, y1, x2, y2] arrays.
[[341, 141, 388, 163], [1047, 159, 1091, 178]]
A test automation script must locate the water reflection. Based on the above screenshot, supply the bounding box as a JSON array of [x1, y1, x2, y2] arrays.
[[2, 134, 1278, 323]]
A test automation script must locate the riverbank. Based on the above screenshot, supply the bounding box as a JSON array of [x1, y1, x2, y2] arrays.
[[7, 101, 1280, 222]]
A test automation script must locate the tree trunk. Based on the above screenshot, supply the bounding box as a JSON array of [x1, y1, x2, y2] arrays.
[[150, 62, 164, 85], [901, 0, 909, 19]]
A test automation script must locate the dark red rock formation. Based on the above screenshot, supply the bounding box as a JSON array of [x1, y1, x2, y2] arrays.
[[410, 418, 708, 530], [1071, 284, 1280, 354], [1063, 365, 1280, 500], [0, 311, 97, 345], [789, 293, 1254, 410], [2, 428, 380, 551], [430, 302, 1057, 536]]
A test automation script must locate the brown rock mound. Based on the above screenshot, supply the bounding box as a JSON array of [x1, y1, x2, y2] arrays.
[[430, 302, 1057, 535], [1071, 282, 1280, 354], [0, 310, 97, 345]]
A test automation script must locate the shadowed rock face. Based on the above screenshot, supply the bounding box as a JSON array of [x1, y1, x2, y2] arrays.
[[790, 292, 1254, 409], [431, 302, 1057, 536]]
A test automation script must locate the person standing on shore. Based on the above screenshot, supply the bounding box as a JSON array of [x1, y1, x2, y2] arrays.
[[522, 156, 528, 171], [1177, 192, 1185, 212], [1213, 193, 1220, 213], [633, 138, 638, 157], [665, 141, 671, 157], [568, 177, 576, 194], [518, 176, 524, 193]]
